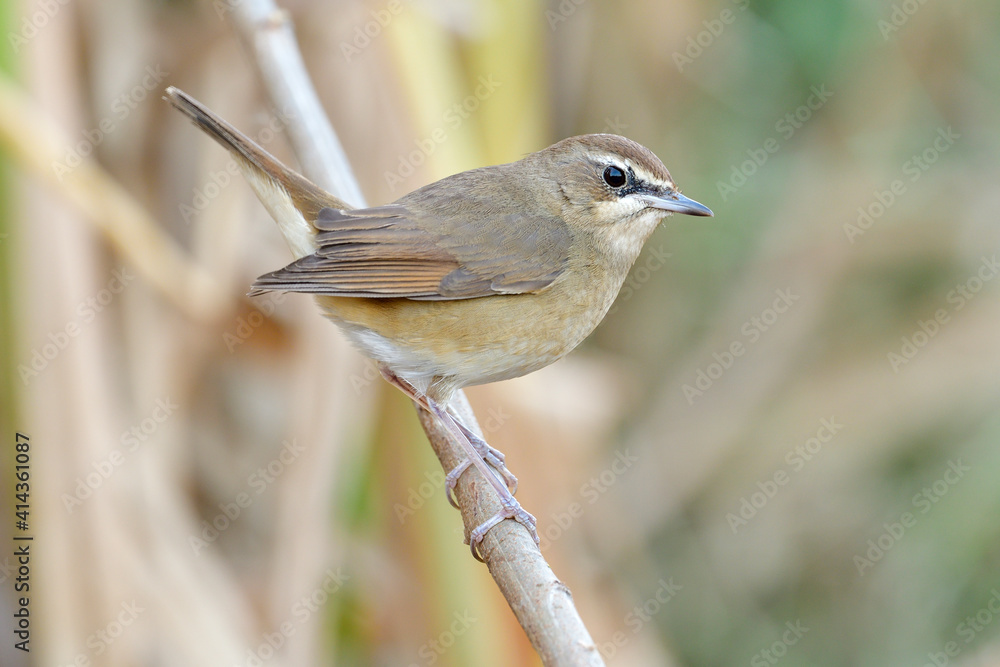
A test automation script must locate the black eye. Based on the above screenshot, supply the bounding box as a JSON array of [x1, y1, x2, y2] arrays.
[[603, 165, 627, 188]]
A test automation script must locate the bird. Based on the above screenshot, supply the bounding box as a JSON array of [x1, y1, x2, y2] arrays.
[[165, 86, 712, 560]]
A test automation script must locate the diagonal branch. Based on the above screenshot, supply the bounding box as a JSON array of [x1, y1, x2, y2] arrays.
[[228, 0, 364, 207], [226, 1, 605, 665]]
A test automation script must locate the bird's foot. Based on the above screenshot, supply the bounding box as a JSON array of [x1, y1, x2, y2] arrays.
[[444, 459, 472, 508], [443, 415, 518, 509], [378, 366, 537, 561], [469, 495, 538, 562]]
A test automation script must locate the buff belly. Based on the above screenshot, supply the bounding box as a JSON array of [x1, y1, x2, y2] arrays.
[[314, 271, 619, 397]]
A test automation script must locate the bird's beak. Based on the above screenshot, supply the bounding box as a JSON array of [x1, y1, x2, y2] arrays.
[[640, 191, 714, 217]]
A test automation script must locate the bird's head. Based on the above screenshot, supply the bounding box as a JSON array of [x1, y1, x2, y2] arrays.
[[538, 134, 712, 263]]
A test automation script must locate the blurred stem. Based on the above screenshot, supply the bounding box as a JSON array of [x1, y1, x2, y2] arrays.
[[385, 9, 511, 667], [0, 74, 226, 322], [462, 0, 550, 163], [0, 0, 18, 607], [387, 7, 484, 177]]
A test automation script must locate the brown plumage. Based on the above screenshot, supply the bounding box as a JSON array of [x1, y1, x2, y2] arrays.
[[166, 87, 711, 400], [251, 199, 570, 300], [166, 86, 712, 557]]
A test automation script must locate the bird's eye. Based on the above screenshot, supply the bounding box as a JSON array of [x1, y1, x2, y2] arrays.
[[602, 165, 627, 188]]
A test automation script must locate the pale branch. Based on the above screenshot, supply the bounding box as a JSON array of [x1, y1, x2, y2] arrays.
[[226, 2, 605, 664], [228, 0, 364, 206], [418, 393, 605, 667]]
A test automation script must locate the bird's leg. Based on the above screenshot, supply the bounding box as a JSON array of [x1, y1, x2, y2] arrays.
[[379, 368, 538, 561], [437, 415, 518, 509], [446, 411, 518, 496], [375, 372, 474, 506], [373, 370, 517, 503], [424, 399, 538, 561]]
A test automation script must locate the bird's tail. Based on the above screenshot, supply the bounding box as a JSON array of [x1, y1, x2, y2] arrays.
[[164, 86, 348, 259]]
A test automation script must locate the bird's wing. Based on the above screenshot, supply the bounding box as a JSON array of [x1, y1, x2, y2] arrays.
[[250, 204, 572, 300]]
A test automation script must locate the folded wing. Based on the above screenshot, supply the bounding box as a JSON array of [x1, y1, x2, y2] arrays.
[[250, 204, 571, 301]]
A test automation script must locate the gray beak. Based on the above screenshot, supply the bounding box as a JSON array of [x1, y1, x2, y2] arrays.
[[640, 191, 714, 217]]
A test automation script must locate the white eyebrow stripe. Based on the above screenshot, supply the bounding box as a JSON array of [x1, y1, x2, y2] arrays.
[[629, 163, 674, 191]]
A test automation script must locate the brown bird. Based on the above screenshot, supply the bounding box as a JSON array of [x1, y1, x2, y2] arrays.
[[165, 87, 712, 560]]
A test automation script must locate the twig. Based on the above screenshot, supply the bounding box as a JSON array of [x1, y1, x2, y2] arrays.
[[226, 1, 605, 665], [418, 394, 605, 666]]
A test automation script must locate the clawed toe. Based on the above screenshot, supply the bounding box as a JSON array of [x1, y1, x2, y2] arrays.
[[468, 497, 539, 562], [455, 423, 519, 495], [377, 369, 538, 562], [444, 459, 471, 509]]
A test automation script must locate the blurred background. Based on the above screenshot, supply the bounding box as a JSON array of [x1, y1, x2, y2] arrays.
[[1, 0, 999, 665]]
